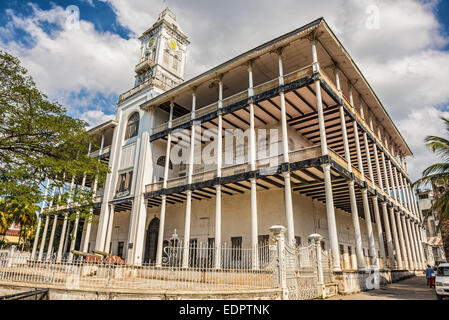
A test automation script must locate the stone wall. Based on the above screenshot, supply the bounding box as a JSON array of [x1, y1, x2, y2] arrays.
[[0, 282, 282, 300]]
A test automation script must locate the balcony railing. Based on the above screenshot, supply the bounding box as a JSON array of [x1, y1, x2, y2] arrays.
[[318, 69, 408, 178], [135, 58, 154, 73], [90, 145, 111, 159], [145, 146, 322, 194], [150, 65, 314, 137]]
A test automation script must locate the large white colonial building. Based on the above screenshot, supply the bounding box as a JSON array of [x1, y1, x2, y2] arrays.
[[33, 9, 429, 273]]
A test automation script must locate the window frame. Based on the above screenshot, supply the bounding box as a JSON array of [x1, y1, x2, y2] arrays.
[[125, 112, 140, 140]]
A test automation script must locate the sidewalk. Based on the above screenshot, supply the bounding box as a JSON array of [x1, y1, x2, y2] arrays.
[[327, 276, 436, 300]]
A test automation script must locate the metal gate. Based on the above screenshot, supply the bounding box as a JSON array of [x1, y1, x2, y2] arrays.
[[284, 242, 319, 300]]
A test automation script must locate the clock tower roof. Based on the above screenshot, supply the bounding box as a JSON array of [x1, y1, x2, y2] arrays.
[[140, 7, 189, 44]]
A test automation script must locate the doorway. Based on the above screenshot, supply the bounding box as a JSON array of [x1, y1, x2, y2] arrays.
[[144, 218, 159, 263]]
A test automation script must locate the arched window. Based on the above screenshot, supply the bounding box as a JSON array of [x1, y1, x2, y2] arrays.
[[125, 112, 140, 140], [157, 156, 173, 170]]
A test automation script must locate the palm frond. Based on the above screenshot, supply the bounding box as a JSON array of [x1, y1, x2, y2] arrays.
[[422, 163, 449, 177], [413, 173, 449, 188], [440, 117, 449, 133], [425, 139, 449, 162]]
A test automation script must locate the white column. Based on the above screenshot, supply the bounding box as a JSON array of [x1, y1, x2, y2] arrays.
[[81, 143, 94, 253], [411, 185, 421, 218], [47, 176, 64, 261], [63, 220, 71, 255], [409, 219, 422, 270], [402, 177, 416, 214], [56, 176, 75, 262], [372, 197, 387, 269], [399, 173, 409, 212], [363, 133, 374, 182], [182, 92, 197, 269], [396, 211, 409, 269], [381, 152, 391, 198], [411, 190, 421, 221], [38, 215, 50, 261], [339, 95, 363, 270], [381, 202, 395, 269], [362, 190, 378, 269], [68, 173, 87, 261], [373, 144, 384, 192], [388, 161, 398, 202], [39, 185, 56, 260], [277, 53, 295, 245], [56, 214, 69, 261], [215, 79, 224, 269], [156, 102, 175, 267], [389, 206, 403, 269], [412, 222, 423, 270], [32, 179, 50, 259], [82, 177, 98, 253], [46, 214, 58, 261], [352, 123, 364, 181], [405, 216, 418, 270], [401, 214, 414, 270], [394, 167, 404, 207], [362, 131, 378, 269], [248, 62, 259, 269], [414, 222, 426, 269], [312, 41, 340, 270], [68, 214, 80, 263], [105, 204, 115, 253]]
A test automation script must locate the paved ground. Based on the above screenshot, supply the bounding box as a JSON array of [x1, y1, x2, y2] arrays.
[[328, 276, 437, 300]]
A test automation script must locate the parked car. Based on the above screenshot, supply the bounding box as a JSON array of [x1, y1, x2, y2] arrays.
[[435, 263, 449, 300]]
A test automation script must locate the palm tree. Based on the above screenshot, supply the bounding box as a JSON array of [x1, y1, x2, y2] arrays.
[[8, 200, 38, 250], [414, 117, 449, 258], [0, 199, 13, 248], [414, 117, 449, 219]]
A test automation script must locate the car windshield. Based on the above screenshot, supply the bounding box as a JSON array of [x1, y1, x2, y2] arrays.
[[437, 267, 449, 277]]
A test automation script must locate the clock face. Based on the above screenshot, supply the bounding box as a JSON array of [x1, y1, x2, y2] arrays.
[[148, 38, 155, 48], [169, 39, 177, 50]]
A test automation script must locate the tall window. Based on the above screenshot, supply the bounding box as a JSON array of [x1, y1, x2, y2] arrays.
[[231, 237, 243, 266], [173, 55, 179, 71], [117, 242, 124, 258], [116, 170, 133, 197], [125, 112, 140, 140]]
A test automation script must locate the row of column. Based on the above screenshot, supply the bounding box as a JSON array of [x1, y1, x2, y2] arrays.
[[332, 58, 426, 271], [31, 138, 103, 262], [145, 39, 425, 273]]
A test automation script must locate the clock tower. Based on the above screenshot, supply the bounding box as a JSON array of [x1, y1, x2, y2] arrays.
[[134, 8, 189, 96]]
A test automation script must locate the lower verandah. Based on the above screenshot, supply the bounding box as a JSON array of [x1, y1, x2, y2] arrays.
[[85, 186, 380, 269]]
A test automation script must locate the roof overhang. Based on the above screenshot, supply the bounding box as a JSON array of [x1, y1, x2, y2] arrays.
[[88, 120, 118, 134], [139, 17, 412, 157]]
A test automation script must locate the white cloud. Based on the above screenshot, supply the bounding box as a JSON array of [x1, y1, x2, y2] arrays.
[[397, 107, 449, 180], [0, 4, 139, 124], [80, 109, 115, 128]]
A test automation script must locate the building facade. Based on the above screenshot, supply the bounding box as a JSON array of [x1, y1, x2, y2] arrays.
[[33, 10, 428, 273], [417, 189, 447, 265]]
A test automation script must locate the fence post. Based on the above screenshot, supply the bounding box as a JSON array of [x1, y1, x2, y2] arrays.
[[308, 233, 325, 298], [6, 246, 16, 268], [270, 225, 288, 300]]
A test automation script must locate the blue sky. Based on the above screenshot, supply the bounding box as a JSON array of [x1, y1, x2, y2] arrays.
[[1, 0, 449, 181]]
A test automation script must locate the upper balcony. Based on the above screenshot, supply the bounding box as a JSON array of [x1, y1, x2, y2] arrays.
[[90, 145, 111, 161], [144, 144, 404, 223]]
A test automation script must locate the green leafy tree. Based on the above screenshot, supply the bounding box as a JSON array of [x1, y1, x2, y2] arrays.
[[0, 50, 108, 237]]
